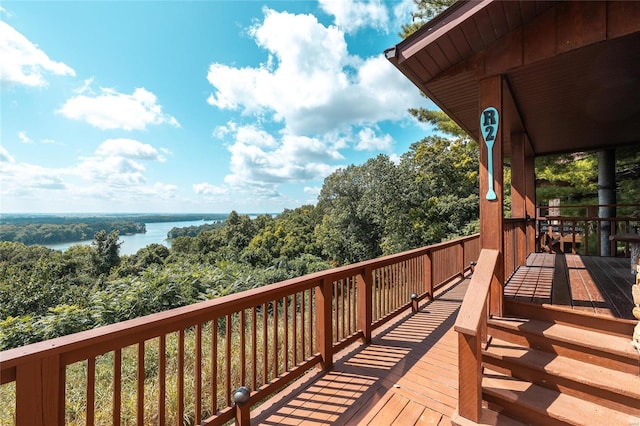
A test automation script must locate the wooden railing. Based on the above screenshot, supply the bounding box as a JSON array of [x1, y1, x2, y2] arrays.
[[503, 218, 528, 279], [454, 248, 501, 423], [0, 234, 479, 425], [536, 203, 640, 256]]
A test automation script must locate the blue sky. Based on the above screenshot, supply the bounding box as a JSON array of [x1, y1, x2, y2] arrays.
[[1, 1, 434, 214]]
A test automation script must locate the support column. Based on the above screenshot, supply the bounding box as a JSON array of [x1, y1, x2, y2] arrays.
[[511, 131, 527, 266], [479, 76, 504, 317], [598, 149, 616, 256], [524, 141, 536, 254]]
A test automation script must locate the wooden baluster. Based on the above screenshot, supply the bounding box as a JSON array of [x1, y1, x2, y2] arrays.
[[251, 307, 257, 391], [273, 300, 278, 378], [178, 330, 185, 425], [195, 323, 203, 424], [87, 357, 96, 426], [211, 320, 218, 415], [262, 303, 268, 383], [283, 297, 289, 372], [308, 288, 314, 360], [157, 338, 165, 425], [114, 349, 122, 426], [239, 311, 246, 386], [136, 342, 144, 426], [292, 295, 298, 366], [225, 315, 231, 407], [300, 295, 305, 360]]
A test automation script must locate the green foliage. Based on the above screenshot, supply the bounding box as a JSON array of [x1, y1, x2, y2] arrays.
[[315, 155, 398, 264], [536, 153, 598, 204], [535, 148, 639, 209], [401, 0, 456, 38], [92, 230, 122, 276]]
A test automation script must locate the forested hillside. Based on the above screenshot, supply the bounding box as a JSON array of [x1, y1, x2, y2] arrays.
[[0, 129, 480, 350], [0, 214, 228, 245]]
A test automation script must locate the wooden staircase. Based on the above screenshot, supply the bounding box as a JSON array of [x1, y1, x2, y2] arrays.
[[481, 310, 640, 425]]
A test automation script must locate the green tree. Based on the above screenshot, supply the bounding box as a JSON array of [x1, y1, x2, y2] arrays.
[[315, 155, 400, 264], [401, 0, 456, 38], [92, 230, 122, 276]]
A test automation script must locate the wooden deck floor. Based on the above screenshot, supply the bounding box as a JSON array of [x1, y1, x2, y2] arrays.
[[504, 253, 635, 319], [253, 277, 470, 426]]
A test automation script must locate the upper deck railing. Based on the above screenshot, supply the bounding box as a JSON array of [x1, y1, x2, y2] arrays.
[[536, 203, 640, 256], [1, 234, 480, 425]]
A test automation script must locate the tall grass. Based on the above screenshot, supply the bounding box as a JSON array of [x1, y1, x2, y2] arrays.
[[1, 294, 318, 425]]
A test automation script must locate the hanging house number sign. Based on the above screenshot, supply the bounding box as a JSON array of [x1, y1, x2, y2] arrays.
[[481, 107, 499, 200]]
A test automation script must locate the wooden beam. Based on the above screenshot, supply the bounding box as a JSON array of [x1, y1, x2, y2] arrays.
[[479, 75, 504, 316], [524, 140, 536, 254], [511, 131, 527, 266]]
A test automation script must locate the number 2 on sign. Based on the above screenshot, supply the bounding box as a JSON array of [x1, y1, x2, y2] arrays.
[[481, 107, 498, 200]]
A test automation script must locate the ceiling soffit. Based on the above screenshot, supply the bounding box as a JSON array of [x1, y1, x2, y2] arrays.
[[388, 1, 640, 156]]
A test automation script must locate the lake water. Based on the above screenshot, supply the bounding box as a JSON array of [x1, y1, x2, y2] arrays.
[[44, 220, 216, 256]]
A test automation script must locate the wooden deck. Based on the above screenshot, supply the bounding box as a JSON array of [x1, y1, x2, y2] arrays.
[[253, 277, 470, 425], [504, 253, 635, 320]]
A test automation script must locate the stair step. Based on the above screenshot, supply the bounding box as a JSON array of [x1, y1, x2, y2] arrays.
[[482, 370, 640, 426], [488, 317, 640, 374], [483, 338, 640, 415]]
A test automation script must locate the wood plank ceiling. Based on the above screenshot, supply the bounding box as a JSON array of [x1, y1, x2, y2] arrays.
[[387, 0, 640, 157]]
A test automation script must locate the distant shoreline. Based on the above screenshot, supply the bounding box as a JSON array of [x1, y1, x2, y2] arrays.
[[0, 213, 243, 225]]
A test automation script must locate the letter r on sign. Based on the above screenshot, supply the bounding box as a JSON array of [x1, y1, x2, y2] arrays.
[[482, 109, 497, 126]]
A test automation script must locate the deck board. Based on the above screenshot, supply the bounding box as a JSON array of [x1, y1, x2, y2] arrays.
[[253, 278, 469, 426], [505, 253, 635, 320]]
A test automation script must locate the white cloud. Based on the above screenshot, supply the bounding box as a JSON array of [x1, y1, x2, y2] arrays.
[[318, 0, 389, 34], [18, 131, 32, 144], [207, 9, 423, 136], [58, 86, 180, 130], [0, 21, 75, 87], [95, 138, 166, 162], [0, 145, 16, 163], [304, 186, 321, 196], [219, 123, 342, 189], [0, 139, 175, 208], [193, 182, 228, 196], [355, 127, 393, 151], [392, 0, 417, 27]]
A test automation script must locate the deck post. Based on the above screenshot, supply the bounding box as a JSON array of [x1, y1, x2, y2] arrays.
[[458, 241, 465, 278], [479, 75, 505, 317], [234, 402, 251, 426], [315, 278, 334, 371], [524, 141, 536, 255], [424, 251, 433, 301], [511, 131, 528, 266], [15, 354, 62, 426], [457, 332, 482, 422], [357, 267, 373, 344]]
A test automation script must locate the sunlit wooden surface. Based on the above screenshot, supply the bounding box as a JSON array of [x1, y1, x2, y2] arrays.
[[254, 277, 470, 425], [505, 253, 635, 319]]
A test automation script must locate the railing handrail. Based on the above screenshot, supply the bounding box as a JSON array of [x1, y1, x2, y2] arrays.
[[537, 203, 640, 208], [454, 249, 500, 336], [2, 233, 480, 426], [454, 248, 500, 423], [0, 233, 479, 369]]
